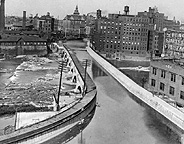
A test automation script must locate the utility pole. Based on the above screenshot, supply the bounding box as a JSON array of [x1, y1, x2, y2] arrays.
[[14, 106, 18, 130], [57, 59, 67, 111], [81, 59, 91, 95]]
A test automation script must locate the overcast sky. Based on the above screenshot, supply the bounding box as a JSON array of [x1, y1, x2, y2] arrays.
[[5, 0, 184, 22]]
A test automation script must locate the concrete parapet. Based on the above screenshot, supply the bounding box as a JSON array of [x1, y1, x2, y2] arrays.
[[87, 43, 184, 137]]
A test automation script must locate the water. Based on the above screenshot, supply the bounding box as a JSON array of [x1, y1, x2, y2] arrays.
[[66, 41, 180, 144], [0, 41, 180, 144], [0, 59, 22, 135]]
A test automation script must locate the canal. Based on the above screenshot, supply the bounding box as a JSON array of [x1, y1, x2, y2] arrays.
[[65, 40, 180, 144], [0, 40, 180, 144]]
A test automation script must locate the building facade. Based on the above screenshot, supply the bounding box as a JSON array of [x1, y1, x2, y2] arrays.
[[148, 28, 184, 106], [91, 6, 151, 60], [91, 6, 182, 60], [148, 59, 184, 106], [63, 6, 86, 37], [163, 29, 184, 58], [36, 12, 58, 33], [0, 35, 47, 56]]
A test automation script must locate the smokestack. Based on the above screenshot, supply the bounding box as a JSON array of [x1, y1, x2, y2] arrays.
[[22, 11, 26, 30], [0, 0, 5, 31]]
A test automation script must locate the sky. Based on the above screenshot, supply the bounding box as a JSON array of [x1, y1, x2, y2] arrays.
[[4, 0, 184, 22]]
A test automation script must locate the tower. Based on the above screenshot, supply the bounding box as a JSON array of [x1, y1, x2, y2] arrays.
[[0, 0, 5, 31], [73, 5, 80, 15]]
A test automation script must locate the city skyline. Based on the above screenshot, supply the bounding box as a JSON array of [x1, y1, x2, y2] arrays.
[[5, 0, 184, 21]]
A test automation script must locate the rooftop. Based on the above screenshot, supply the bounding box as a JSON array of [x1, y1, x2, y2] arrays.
[[152, 57, 184, 68], [0, 35, 47, 42]]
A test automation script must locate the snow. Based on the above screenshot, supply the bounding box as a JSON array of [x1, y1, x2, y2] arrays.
[[16, 112, 57, 129], [119, 66, 150, 72]]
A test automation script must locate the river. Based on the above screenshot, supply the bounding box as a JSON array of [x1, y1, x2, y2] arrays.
[[0, 40, 180, 144], [66, 40, 180, 144]]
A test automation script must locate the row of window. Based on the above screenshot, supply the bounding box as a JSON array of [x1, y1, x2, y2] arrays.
[[122, 47, 139, 51], [152, 67, 179, 83], [151, 79, 175, 95], [101, 19, 148, 25], [151, 79, 184, 100], [0, 42, 46, 46], [106, 44, 120, 49]]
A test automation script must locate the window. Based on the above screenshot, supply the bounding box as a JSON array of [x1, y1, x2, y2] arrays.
[[152, 67, 157, 75], [182, 77, 184, 85], [151, 79, 156, 87], [180, 91, 184, 100], [171, 73, 176, 82], [161, 70, 166, 78], [169, 86, 175, 96], [160, 82, 165, 91]]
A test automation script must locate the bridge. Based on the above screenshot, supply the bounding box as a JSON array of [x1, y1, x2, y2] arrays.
[[0, 41, 97, 144], [86, 41, 184, 144]]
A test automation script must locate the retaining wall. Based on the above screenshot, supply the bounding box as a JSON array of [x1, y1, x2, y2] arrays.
[[87, 44, 184, 144]]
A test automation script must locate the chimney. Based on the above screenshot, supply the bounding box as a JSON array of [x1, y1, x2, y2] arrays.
[[0, 0, 5, 31], [22, 11, 26, 30]]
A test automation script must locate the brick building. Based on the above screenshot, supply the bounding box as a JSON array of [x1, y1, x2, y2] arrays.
[[0, 35, 47, 56], [91, 6, 151, 60], [36, 12, 59, 33], [148, 58, 184, 106], [148, 28, 184, 106], [63, 6, 86, 37]]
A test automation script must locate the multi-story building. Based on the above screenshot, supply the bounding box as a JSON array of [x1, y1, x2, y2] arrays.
[[0, 35, 47, 56], [91, 6, 151, 60], [148, 29, 184, 106], [148, 58, 184, 106], [163, 29, 184, 58], [91, 6, 182, 60], [37, 12, 58, 33], [153, 31, 164, 57], [63, 6, 86, 37]]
